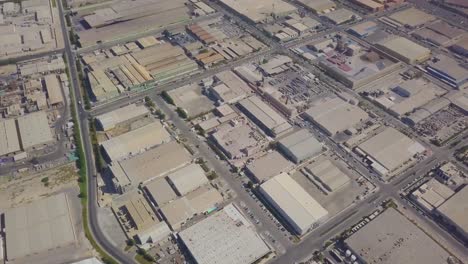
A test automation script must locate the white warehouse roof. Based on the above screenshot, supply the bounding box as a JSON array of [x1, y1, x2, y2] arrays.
[[260, 173, 328, 235], [278, 129, 323, 163], [96, 104, 149, 131], [167, 163, 208, 196]]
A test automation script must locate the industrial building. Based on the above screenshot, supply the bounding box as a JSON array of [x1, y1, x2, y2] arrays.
[[210, 70, 252, 104], [435, 162, 465, 184], [246, 151, 294, 183], [220, 0, 296, 23], [376, 37, 431, 64], [380, 7, 436, 29], [100, 121, 171, 162], [4, 193, 76, 261], [43, 74, 64, 106], [426, 55, 468, 89], [303, 96, 369, 135], [296, 0, 336, 13], [412, 20, 465, 47], [144, 178, 178, 207], [355, 127, 425, 176], [436, 186, 468, 240], [449, 35, 468, 57], [211, 121, 266, 159], [322, 9, 360, 25], [95, 104, 149, 131], [238, 96, 292, 137], [109, 141, 191, 192], [350, 0, 384, 12], [260, 173, 328, 235], [112, 192, 171, 245], [160, 197, 196, 230], [347, 21, 378, 38], [345, 208, 452, 264], [167, 164, 208, 196], [304, 159, 351, 192], [179, 203, 270, 264], [167, 83, 215, 118], [17, 111, 53, 150], [278, 129, 323, 164], [0, 119, 21, 156], [259, 55, 293, 76], [411, 178, 454, 211]]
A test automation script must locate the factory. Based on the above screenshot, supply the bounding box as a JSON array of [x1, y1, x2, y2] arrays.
[[411, 178, 454, 211], [260, 173, 328, 235], [246, 151, 294, 183], [350, 0, 384, 12], [0, 119, 21, 156], [112, 192, 171, 246], [412, 20, 465, 47], [322, 9, 360, 25], [166, 164, 209, 196], [109, 141, 192, 193], [449, 35, 468, 57], [318, 36, 401, 88], [303, 96, 369, 136], [355, 127, 425, 177], [144, 178, 178, 207], [3, 193, 76, 262], [435, 162, 465, 184], [345, 208, 452, 264], [238, 96, 292, 137], [100, 121, 171, 162], [380, 7, 436, 29], [17, 111, 54, 150], [426, 55, 468, 89], [167, 83, 215, 118], [178, 203, 270, 264], [210, 70, 253, 104], [259, 55, 293, 76], [376, 36, 431, 64], [278, 129, 324, 164], [219, 0, 297, 23], [436, 186, 468, 240], [304, 159, 351, 193], [95, 104, 149, 131], [43, 74, 64, 106], [296, 0, 336, 14], [347, 21, 378, 38]]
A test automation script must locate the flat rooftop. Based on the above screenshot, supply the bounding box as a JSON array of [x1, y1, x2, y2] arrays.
[[296, 0, 336, 13], [304, 96, 368, 135], [436, 186, 468, 236], [167, 164, 208, 196], [377, 36, 431, 63], [278, 129, 323, 163], [17, 111, 53, 149], [0, 118, 21, 156], [179, 203, 270, 264], [387, 7, 436, 28], [144, 178, 178, 207], [246, 151, 293, 183], [305, 159, 351, 192], [345, 208, 452, 264], [96, 104, 149, 131], [411, 178, 454, 211], [5, 193, 76, 260], [220, 0, 296, 23]]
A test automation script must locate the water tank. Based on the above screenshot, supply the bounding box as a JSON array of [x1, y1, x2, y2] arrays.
[[345, 250, 352, 257], [351, 255, 357, 261]]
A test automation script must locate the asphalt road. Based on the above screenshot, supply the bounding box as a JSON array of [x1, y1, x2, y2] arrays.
[[57, 1, 135, 263]]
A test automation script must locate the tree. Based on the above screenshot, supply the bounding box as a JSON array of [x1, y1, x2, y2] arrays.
[[176, 107, 188, 119], [161, 91, 174, 105]]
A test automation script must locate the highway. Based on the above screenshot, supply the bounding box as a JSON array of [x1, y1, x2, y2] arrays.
[[56, 1, 135, 263]]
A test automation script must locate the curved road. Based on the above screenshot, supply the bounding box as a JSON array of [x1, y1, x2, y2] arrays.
[[56, 1, 134, 263]]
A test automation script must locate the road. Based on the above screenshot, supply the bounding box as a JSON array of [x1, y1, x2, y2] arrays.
[[56, 1, 135, 263]]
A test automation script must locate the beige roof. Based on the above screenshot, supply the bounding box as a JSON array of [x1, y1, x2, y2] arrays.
[[345, 208, 451, 264], [411, 178, 454, 211], [100, 122, 170, 161], [186, 185, 223, 212], [260, 173, 328, 234], [17, 111, 53, 149], [96, 104, 149, 131], [377, 37, 431, 63], [144, 178, 177, 206], [436, 186, 468, 235], [246, 151, 293, 182], [5, 193, 76, 260], [296, 0, 336, 12], [160, 197, 195, 230], [304, 96, 368, 135], [357, 127, 425, 173], [0, 118, 21, 156], [220, 0, 296, 23], [305, 159, 350, 192], [167, 164, 208, 196], [388, 7, 436, 27], [44, 74, 64, 105], [110, 141, 192, 185]]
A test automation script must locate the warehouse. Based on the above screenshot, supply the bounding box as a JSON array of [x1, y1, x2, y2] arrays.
[[100, 121, 171, 162], [356, 127, 425, 176], [4, 193, 76, 261], [112, 192, 171, 245], [303, 96, 368, 136], [384, 7, 436, 29], [246, 151, 294, 183], [411, 178, 454, 211], [278, 129, 323, 164], [211, 70, 252, 104], [167, 164, 208, 196], [305, 159, 351, 193], [350, 0, 384, 12], [436, 186, 468, 240], [17, 111, 53, 150], [322, 9, 360, 25], [449, 35, 468, 57], [179, 203, 270, 264], [412, 21, 465, 47], [43, 74, 64, 106], [167, 83, 215, 118], [220, 0, 296, 23], [345, 208, 451, 264], [260, 173, 328, 235], [238, 96, 292, 137], [426, 55, 468, 89], [186, 185, 223, 213], [95, 104, 149, 131], [0, 118, 21, 156], [144, 178, 178, 207], [160, 197, 196, 230], [296, 0, 336, 13], [376, 37, 431, 64], [109, 141, 192, 192], [347, 21, 378, 38]]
